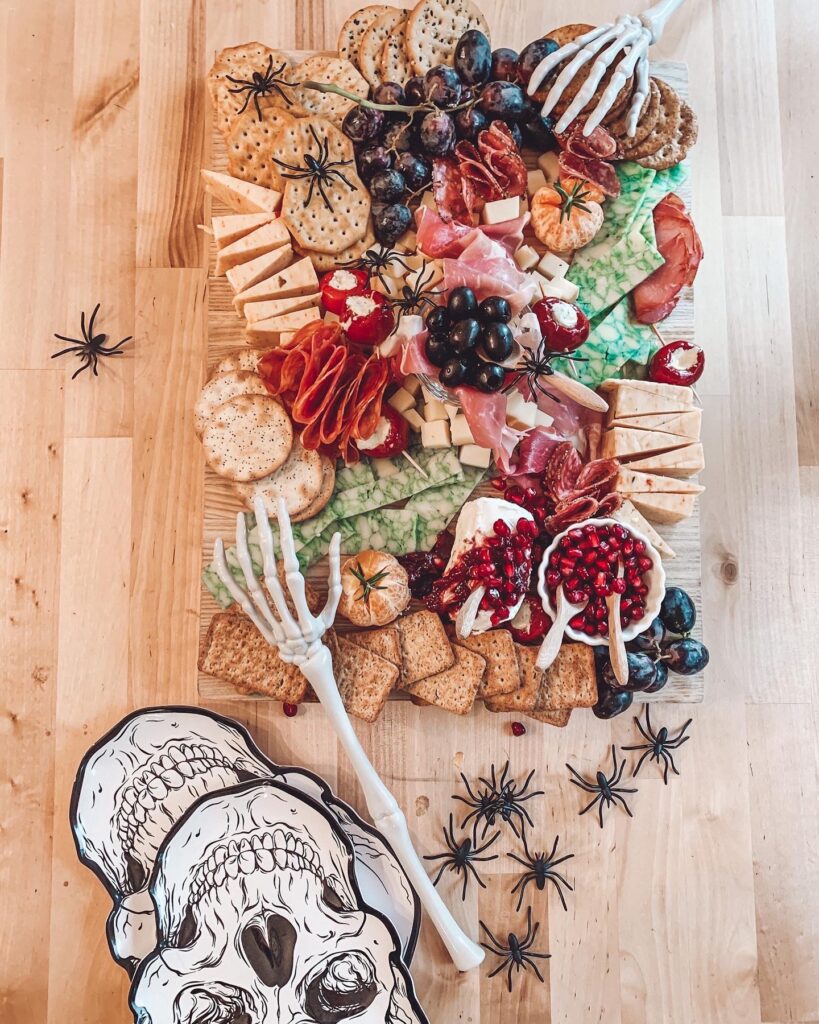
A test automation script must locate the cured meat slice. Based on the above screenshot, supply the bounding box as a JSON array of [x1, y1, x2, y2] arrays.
[[291, 344, 347, 422], [455, 140, 503, 204], [509, 425, 562, 476], [432, 157, 470, 223], [477, 122, 527, 197], [558, 151, 620, 198], [632, 193, 703, 323], [544, 496, 599, 534], [545, 442, 583, 501], [556, 120, 618, 160], [573, 457, 620, 499]]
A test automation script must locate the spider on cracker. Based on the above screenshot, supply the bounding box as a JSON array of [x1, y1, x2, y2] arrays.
[[273, 123, 357, 213], [226, 53, 295, 121]]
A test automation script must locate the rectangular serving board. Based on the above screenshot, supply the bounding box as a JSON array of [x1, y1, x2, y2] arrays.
[[198, 55, 704, 704]]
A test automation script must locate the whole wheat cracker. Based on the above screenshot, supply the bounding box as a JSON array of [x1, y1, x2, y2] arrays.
[[202, 394, 293, 482], [407, 644, 485, 714], [536, 25, 634, 119], [405, 0, 489, 77], [514, 643, 598, 712], [194, 369, 269, 437], [395, 610, 454, 686], [484, 646, 540, 713], [226, 108, 299, 193], [359, 8, 407, 86], [338, 5, 396, 69], [454, 629, 521, 699], [232, 438, 326, 519], [620, 78, 681, 160], [347, 626, 402, 668], [207, 44, 303, 135], [637, 100, 698, 170], [607, 78, 661, 148], [289, 55, 369, 126], [526, 708, 572, 727], [327, 633, 399, 722]]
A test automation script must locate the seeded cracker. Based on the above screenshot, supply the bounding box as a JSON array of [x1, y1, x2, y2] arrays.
[[202, 394, 293, 482], [290, 55, 369, 127], [208, 44, 304, 135], [537, 24, 634, 119], [454, 629, 521, 698], [359, 8, 407, 87], [329, 634, 398, 722], [299, 227, 376, 272], [407, 644, 485, 714], [295, 457, 336, 520], [193, 369, 269, 437], [214, 348, 264, 376], [232, 438, 326, 520], [619, 78, 681, 160], [279, 118, 371, 256], [395, 610, 454, 685], [379, 19, 413, 85], [638, 100, 698, 170], [607, 78, 661, 148], [405, 0, 489, 77], [347, 626, 403, 669], [338, 5, 396, 70], [226, 107, 299, 192]]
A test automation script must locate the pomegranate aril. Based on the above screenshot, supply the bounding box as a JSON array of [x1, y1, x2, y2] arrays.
[[637, 556, 653, 572], [583, 622, 597, 636], [491, 476, 506, 491], [568, 589, 586, 604], [633, 539, 646, 554], [569, 614, 585, 629], [568, 528, 584, 541], [612, 578, 626, 594], [546, 570, 560, 587], [510, 721, 526, 737], [283, 702, 299, 718]]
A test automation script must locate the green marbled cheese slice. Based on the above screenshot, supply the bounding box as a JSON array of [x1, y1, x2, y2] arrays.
[[552, 296, 658, 387], [569, 228, 663, 321]]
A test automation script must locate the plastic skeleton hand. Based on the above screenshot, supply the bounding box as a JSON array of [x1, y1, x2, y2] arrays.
[[527, 0, 687, 137], [213, 496, 341, 666]]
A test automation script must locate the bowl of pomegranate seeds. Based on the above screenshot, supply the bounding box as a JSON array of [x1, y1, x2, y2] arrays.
[[536, 518, 666, 645]]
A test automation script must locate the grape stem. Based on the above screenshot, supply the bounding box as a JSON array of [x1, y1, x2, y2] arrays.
[[300, 80, 472, 115]]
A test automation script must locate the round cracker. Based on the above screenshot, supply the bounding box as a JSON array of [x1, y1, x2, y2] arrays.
[[302, 226, 376, 272], [535, 23, 634, 120], [289, 55, 369, 126], [213, 348, 265, 376], [232, 437, 325, 519], [637, 100, 698, 170], [359, 9, 407, 86], [226, 107, 299, 192], [207, 44, 304, 135], [619, 78, 681, 160], [202, 394, 293, 482], [293, 455, 336, 521], [338, 5, 395, 70], [405, 0, 489, 77], [607, 77, 660, 147], [380, 19, 413, 84], [194, 369, 269, 437]]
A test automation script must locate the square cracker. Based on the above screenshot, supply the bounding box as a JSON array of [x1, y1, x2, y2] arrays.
[[290, 55, 369, 126], [454, 629, 520, 698], [407, 644, 485, 715], [347, 626, 402, 668], [484, 644, 540, 713], [526, 708, 572, 727], [226, 108, 299, 193], [199, 612, 308, 702], [328, 633, 398, 723], [395, 610, 454, 685], [512, 643, 597, 711]]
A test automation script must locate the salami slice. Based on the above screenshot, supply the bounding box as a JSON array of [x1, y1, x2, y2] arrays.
[[432, 157, 470, 223], [544, 442, 583, 501], [477, 122, 527, 197], [596, 492, 623, 517], [556, 121, 618, 160], [573, 457, 620, 499], [558, 151, 620, 198], [544, 495, 599, 534], [455, 140, 503, 205]]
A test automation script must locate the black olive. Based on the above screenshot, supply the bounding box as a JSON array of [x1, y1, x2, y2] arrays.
[[425, 335, 454, 367], [440, 358, 469, 386], [425, 305, 450, 337], [481, 322, 514, 361], [470, 362, 506, 392], [478, 295, 512, 323], [447, 286, 478, 321], [449, 317, 482, 353]]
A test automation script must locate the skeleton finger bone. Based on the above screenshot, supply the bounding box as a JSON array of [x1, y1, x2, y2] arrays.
[[321, 530, 343, 631], [213, 538, 280, 647], [253, 496, 303, 642], [626, 43, 652, 135], [526, 23, 613, 95], [273, 497, 321, 640], [582, 31, 650, 135], [235, 512, 287, 645], [539, 23, 623, 118]]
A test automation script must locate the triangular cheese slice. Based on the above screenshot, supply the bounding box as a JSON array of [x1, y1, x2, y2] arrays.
[[225, 244, 294, 294], [215, 219, 291, 276], [212, 212, 274, 248], [244, 292, 322, 325], [617, 468, 704, 495], [601, 427, 691, 460], [612, 500, 675, 559], [600, 379, 693, 418], [233, 256, 318, 305], [609, 408, 702, 439], [630, 492, 697, 525], [599, 378, 694, 403], [626, 443, 705, 478], [246, 306, 321, 340], [202, 169, 282, 214]]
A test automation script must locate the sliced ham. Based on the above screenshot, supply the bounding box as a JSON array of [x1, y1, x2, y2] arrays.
[[632, 193, 703, 324]]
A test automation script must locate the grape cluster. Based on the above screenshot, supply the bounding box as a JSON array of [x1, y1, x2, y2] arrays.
[[424, 287, 514, 393], [341, 30, 559, 245], [593, 587, 710, 718]]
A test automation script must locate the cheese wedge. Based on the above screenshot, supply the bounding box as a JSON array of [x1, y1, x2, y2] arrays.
[[601, 427, 692, 461], [626, 443, 705, 478], [630, 491, 697, 525], [212, 212, 274, 248], [612, 500, 675, 559], [202, 169, 282, 214], [230, 247, 298, 304], [617, 468, 704, 495], [609, 408, 702, 439], [600, 379, 693, 417], [215, 219, 291, 276], [244, 292, 322, 325], [231, 255, 317, 305], [245, 306, 321, 341]]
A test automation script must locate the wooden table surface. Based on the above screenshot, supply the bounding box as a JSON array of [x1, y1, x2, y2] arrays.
[[1, 1, 817, 1022]]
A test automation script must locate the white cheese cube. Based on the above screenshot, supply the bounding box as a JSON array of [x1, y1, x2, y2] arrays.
[[505, 391, 538, 430], [402, 408, 424, 431], [537, 151, 561, 182], [527, 169, 547, 197], [540, 275, 580, 303], [403, 252, 426, 271], [535, 409, 554, 428], [537, 251, 570, 280], [421, 419, 451, 449], [388, 387, 416, 414], [445, 403, 460, 423], [279, 331, 297, 347], [459, 444, 492, 468], [482, 197, 520, 225], [404, 375, 422, 397], [514, 245, 540, 271], [450, 414, 475, 447], [372, 457, 399, 478], [405, 261, 443, 292], [419, 191, 436, 211], [423, 397, 449, 422], [371, 274, 404, 299], [323, 309, 339, 323]]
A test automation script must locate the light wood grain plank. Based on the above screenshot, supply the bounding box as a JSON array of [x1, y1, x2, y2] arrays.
[[62, 0, 139, 438], [136, 0, 206, 268], [205, 0, 297, 54], [130, 269, 206, 705], [47, 438, 132, 1024], [0, 370, 64, 1023]]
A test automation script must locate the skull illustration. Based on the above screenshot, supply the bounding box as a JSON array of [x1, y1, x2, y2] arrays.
[[71, 707, 419, 973], [130, 781, 428, 1024]]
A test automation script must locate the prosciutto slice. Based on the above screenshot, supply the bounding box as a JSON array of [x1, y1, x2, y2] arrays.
[[454, 387, 524, 474], [415, 206, 528, 260], [443, 231, 537, 314], [632, 194, 703, 323]]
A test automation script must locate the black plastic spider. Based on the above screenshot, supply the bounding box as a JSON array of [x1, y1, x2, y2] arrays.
[[423, 814, 500, 901], [272, 123, 356, 212], [623, 705, 693, 785], [479, 907, 550, 993], [347, 245, 413, 289], [52, 304, 132, 380], [504, 336, 588, 405], [508, 831, 574, 912], [226, 54, 294, 120], [566, 746, 638, 828], [455, 761, 544, 839], [387, 261, 444, 317]]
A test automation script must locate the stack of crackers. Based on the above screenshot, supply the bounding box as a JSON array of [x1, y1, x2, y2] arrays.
[[207, 47, 375, 270], [195, 347, 335, 520], [338, 0, 489, 86], [199, 608, 598, 726]]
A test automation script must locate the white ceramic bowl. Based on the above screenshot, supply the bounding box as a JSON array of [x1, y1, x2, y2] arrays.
[[536, 517, 667, 647]]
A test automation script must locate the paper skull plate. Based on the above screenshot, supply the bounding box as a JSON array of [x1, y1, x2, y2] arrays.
[[129, 779, 428, 1024], [70, 707, 420, 974]]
